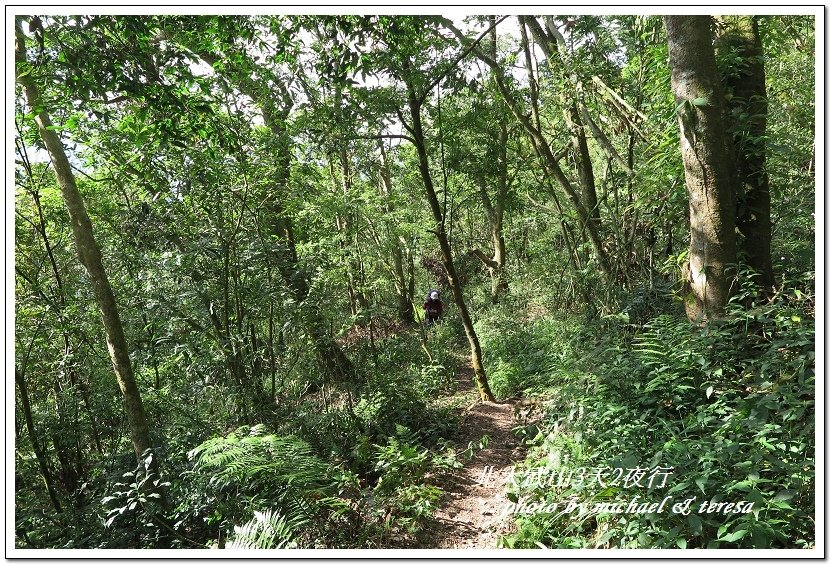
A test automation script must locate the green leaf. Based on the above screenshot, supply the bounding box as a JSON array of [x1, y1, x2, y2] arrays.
[[691, 96, 709, 107], [773, 489, 795, 501], [720, 529, 748, 543], [688, 514, 703, 536]]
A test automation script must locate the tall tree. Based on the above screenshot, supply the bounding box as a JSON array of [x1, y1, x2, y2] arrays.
[[468, 17, 512, 302], [15, 18, 158, 471], [717, 15, 775, 293], [189, 19, 354, 384], [664, 15, 737, 321], [377, 140, 417, 322], [521, 16, 602, 232], [403, 66, 496, 402], [441, 17, 614, 281]]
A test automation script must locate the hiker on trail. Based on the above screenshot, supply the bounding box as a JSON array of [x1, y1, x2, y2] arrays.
[[424, 289, 443, 324]]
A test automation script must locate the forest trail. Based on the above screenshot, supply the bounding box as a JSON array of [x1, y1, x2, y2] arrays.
[[421, 366, 526, 549]]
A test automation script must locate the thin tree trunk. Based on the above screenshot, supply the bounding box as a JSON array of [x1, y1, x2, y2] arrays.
[[250, 323, 262, 390], [665, 15, 738, 321], [486, 18, 510, 302], [391, 244, 413, 322], [197, 48, 353, 383], [490, 122, 511, 301], [268, 297, 277, 402], [331, 150, 364, 316], [567, 104, 601, 229], [16, 20, 157, 472], [406, 82, 495, 402], [16, 369, 63, 514], [446, 20, 612, 278], [28, 186, 103, 455], [406, 241, 416, 314], [378, 140, 415, 322], [522, 16, 602, 231], [50, 381, 79, 495]]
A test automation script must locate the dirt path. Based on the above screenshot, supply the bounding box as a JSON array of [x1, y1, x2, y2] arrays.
[[420, 367, 526, 549]]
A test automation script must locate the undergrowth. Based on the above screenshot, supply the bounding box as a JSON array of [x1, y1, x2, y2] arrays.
[[493, 273, 815, 549], [95, 315, 468, 549]]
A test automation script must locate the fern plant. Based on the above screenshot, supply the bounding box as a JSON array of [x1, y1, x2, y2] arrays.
[[189, 424, 335, 495], [189, 425, 360, 548], [629, 314, 706, 407], [227, 509, 302, 549]]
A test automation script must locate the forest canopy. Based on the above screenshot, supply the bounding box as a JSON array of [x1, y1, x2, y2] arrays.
[[12, 12, 817, 552]]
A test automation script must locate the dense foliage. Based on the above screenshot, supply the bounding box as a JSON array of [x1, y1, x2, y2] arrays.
[[14, 13, 815, 551]]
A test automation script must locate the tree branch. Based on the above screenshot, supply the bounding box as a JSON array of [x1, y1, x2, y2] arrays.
[[340, 133, 416, 144], [579, 106, 633, 175], [420, 15, 509, 105], [396, 107, 415, 137], [521, 16, 555, 61], [100, 95, 130, 105], [469, 248, 498, 269]]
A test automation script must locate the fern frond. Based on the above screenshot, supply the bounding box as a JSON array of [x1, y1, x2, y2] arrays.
[[191, 426, 346, 518], [227, 509, 297, 549]]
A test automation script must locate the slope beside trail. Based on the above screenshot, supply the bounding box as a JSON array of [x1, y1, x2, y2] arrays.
[[419, 366, 527, 549]]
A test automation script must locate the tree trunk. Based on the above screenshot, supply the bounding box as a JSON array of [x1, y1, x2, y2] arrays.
[[717, 15, 774, 293], [447, 19, 612, 279], [665, 15, 738, 321], [474, 171, 510, 302], [197, 48, 353, 383], [16, 19, 157, 470], [16, 369, 63, 514], [406, 83, 495, 402], [332, 139, 366, 315], [378, 140, 415, 322], [490, 224, 509, 300], [50, 381, 80, 496], [268, 299, 277, 401], [406, 241, 416, 315], [523, 16, 603, 233], [391, 244, 414, 323], [484, 18, 510, 302], [567, 103, 601, 230], [490, 121, 511, 301], [28, 186, 103, 455], [330, 70, 359, 316]]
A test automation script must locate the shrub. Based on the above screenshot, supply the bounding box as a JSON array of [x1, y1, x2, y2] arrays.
[[500, 278, 815, 549]]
